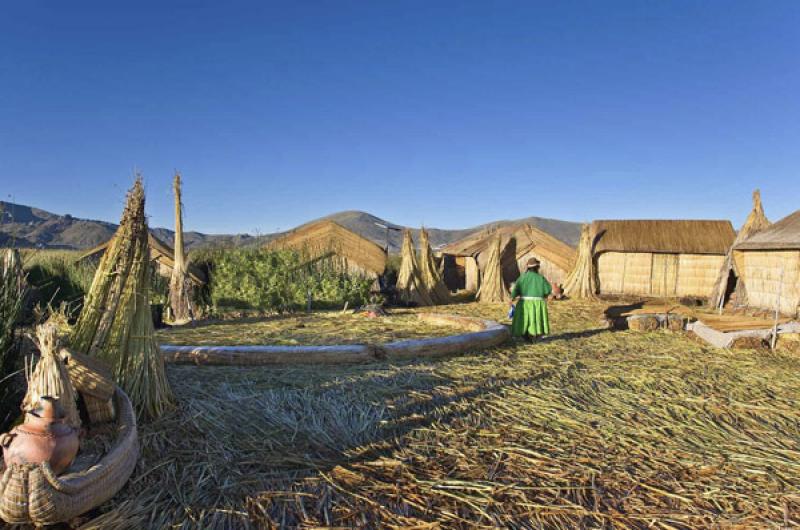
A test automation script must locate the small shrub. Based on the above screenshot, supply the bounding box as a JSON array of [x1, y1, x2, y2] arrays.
[[204, 248, 374, 314], [21, 250, 95, 319]]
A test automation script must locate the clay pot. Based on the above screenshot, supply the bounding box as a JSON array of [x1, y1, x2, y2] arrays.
[[1, 396, 80, 474]]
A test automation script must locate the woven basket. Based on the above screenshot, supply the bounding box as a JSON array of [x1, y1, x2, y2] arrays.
[[61, 348, 115, 401], [62, 348, 117, 424], [0, 386, 139, 525]]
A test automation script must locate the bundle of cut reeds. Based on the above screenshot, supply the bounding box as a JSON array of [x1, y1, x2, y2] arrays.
[[418, 228, 450, 305], [23, 322, 81, 429], [396, 230, 434, 306], [71, 178, 174, 419], [562, 224, 598, 299], [169, 172, 193, 323], [477, 233, 509, 303], [709, 189, 771, 309], [0, 249, 25, 380]]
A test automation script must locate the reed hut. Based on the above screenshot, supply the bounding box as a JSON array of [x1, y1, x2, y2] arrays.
[[709, 190, 771, 310], [440, 223, 576, 293], [80, 232, 206, 286], [732, 209, 800, 316], [590, 220, 736, 298], [265, 220, 387, 281]]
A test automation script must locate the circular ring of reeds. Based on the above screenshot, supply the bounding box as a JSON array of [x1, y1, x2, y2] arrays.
[[160, 313, 510, 366]]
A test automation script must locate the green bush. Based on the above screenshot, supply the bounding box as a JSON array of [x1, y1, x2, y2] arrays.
[[21, 250, 171, 321], [22, 250, 96, 319], [205, 248, 374, 313]]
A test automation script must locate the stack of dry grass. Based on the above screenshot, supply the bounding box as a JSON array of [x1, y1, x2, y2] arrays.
[[396, 230, 434, 306], [418, 228, 450, 304], [1, 249, 25, 384], [71, 178, 174, 419], [563, 224, 598, 299], [23, 322, 81, 429], [709, 190, 771, 309], [168, 172, 193, 323], [477, 233, 509, 303]]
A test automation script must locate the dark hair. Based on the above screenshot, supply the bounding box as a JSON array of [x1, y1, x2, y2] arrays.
[[527, 264, 540, 272]]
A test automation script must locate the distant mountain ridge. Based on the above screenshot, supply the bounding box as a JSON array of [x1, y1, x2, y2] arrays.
[[0, 201, 582, 254]]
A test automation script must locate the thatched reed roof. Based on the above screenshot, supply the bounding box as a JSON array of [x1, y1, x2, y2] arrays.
[[265, 220, 387, 275], [735, 210, 800, 251], [440, 223, 576, 271], [591, 220, 735, 255], [80, 232, 206, 285]]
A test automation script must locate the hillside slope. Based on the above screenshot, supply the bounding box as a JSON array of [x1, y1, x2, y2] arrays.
[[0, 201, 581, 253]]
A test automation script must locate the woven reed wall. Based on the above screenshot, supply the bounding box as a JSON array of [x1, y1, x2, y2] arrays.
[[598, 252, 723, 297], [624, 253, 654, 295], [597, 252, 625, 293], [740, 250, 800, 316], [676, 254, 724, 297], [597, 252, 652, 295], [651, 254, 678, 297]]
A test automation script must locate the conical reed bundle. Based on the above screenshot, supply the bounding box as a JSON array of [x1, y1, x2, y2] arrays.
[[477, 233, 509, 303], [418, 228, 450, 305], [396, 230, 433, 306]]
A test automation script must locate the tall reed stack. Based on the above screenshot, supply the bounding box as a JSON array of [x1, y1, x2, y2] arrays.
[[418, 228, 450, 305], [71, 178, 174, 419], [709, 189, 771, 309], [396, 230, 433, 306], [169, 172, 193, 323], [562, 224, 598, 299], [477, 233, 509, 303]]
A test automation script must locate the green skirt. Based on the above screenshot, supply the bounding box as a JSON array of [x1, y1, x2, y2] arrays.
[[511, 299, 550, 337]]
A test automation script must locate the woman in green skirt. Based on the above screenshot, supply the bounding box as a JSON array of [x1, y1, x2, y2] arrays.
[[510, 257, 552, 341]]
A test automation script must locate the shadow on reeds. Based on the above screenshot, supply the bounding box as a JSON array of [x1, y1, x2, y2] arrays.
[[538, 327, 611, 343], [603, 302, 644, 320]]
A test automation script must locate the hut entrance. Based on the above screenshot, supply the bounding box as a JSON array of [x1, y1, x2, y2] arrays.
[[442, 255, 465, 291], [651, 254, 679, 297]]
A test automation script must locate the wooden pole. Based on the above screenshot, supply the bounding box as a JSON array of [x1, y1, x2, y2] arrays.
[[771, 268, 784, 350]]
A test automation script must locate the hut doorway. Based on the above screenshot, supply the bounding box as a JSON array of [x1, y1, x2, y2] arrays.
[[442, 255, 465, 291]]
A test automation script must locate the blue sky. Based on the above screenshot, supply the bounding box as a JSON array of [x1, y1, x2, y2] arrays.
[[1, 1, 798, 234]]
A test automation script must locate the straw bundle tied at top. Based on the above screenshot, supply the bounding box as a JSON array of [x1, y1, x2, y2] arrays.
[[23, 322, 81, 429], [477, 233, 509, 303], [709, 190, 771, 308], [169, 172, 193, 323], [396, 230, 434, 306], [418, 228, 450, 305], [563, 224, 598, 299], [70, 177, 174, 420]]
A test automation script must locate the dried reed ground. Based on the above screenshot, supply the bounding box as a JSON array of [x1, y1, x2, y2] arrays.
[[19, 300, 800, 529], [156, 311, 455, 346]]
